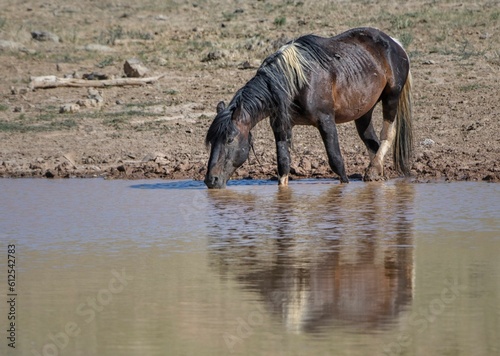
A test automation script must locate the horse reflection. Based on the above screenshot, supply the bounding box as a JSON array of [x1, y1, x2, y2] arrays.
[[207, 182, 414, 333]]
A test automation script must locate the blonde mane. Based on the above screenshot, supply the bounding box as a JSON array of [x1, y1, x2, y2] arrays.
[[260, 42, 313, 99]]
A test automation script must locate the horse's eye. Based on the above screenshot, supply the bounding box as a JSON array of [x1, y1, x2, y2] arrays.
[[227, 137, 235, 144]]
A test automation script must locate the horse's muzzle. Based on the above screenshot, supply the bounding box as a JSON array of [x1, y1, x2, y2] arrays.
[[204, 174, 227, 189]]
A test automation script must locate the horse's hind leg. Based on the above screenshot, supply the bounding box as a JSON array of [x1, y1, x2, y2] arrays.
[[317, 113, 349, 183], [364, 95, 398, 181], [355, 108, 380, 161], [272, 124, 292, 186]]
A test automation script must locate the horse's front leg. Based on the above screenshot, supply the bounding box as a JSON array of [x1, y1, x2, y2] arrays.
[[317, 113, 349, 183], [272, 126, 292, 186]]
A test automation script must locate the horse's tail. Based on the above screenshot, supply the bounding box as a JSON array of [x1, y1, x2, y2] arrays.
[[393, 70, 413, 176]]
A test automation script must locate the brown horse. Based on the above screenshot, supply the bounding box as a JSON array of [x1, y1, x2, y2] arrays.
[[205, 27, 413, 189]]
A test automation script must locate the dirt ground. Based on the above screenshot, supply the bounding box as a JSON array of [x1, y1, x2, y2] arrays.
[[1, 0, 499, 183]]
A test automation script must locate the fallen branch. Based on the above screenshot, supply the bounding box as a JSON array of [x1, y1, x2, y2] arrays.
[[29, 74, 166, 90]]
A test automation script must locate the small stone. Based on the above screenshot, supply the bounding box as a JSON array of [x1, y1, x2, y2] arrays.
[[76, 99, 99, 108], [238, 61, 253, 69], [87, 88, 104, 104], [142, 153, 157, 162], [13, 106, 23, 113], [124, 58, 149, 78], [60, 104, 80, 113], [201, 50, 224, 62], [82, 72, 108, 80], [421, 138, 435, 146], [31, 31, 60, 43], [83, 44, 115, 53]]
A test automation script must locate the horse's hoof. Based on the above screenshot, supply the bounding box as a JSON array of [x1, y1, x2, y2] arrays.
[[278, 175, 289, 186], [363, 166, 385, 182], [363, 175, 386, 182]]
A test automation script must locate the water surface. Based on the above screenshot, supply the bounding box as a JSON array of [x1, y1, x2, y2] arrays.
[[0, 179, 498, 355]]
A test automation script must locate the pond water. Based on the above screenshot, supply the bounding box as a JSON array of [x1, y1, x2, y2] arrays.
[[0, 179, 499, 356]]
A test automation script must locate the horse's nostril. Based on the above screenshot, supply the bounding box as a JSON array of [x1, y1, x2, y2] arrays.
[[205, 174, 219, 188]]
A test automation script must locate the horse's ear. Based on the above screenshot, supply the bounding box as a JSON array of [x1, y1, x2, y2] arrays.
[[216, 101, 225, 114]]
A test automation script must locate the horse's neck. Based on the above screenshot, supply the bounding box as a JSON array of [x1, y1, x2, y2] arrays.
[[234, 76, 277, 130], [235, 96, 271, 130]]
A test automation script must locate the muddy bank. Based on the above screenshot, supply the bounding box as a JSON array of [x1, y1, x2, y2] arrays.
[[1, 0, 499, 183]]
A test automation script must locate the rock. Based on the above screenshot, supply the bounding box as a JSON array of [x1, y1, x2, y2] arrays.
[[83, 44, 115, 53], [421, 138, 435, 146], [142, 153, 156, 162], [0, 40, 35, 54], [238, 61, 253, 70], [290, 166, 306, 176], [82, 72, 109, 80], [44, 170, 55, 178], [413, 162, 425, 173], [124, 58, 149, 78], [31, 31, 60, 43], [88, 88, 104, 106], [76, 99, 98, 108], [60, 104, 80, 113], [157, 58, 168, 66], [155, 156, 169, 165], [300, 158, 312, 172], [201, 50, 225, 62], [76, 88, 104, 108]]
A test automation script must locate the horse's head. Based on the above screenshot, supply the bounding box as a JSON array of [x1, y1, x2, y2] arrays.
[[204, 101, 252, 189]]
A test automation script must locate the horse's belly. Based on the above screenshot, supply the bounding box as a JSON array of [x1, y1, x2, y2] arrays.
[[331, 63, 387, 123], [333, 83, 384, 124]]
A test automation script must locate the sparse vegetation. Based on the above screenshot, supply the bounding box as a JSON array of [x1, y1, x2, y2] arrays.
[[98, 26, 153, 45], [274, 16, 286, 27], [459, 83, 482, 92], [0, 117, 77, 132], [97, 56, 115, 68]]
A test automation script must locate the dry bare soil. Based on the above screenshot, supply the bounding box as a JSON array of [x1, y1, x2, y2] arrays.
[[1, 0, 499, 182]]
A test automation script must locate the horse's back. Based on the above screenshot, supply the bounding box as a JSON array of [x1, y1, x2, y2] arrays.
[[329, 28, 410, 86], [294, 28, 410, 124]]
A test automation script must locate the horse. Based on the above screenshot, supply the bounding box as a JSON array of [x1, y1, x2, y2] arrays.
[[205, 27, 413, 189]]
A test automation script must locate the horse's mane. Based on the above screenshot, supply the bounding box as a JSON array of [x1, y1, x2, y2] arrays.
[[205, 108, 234, 146], [206, 35, 331, 145]]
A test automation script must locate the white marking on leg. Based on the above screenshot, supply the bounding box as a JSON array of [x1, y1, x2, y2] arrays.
[[279, 175, 289, 186], [371, 120, 396, 170]]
